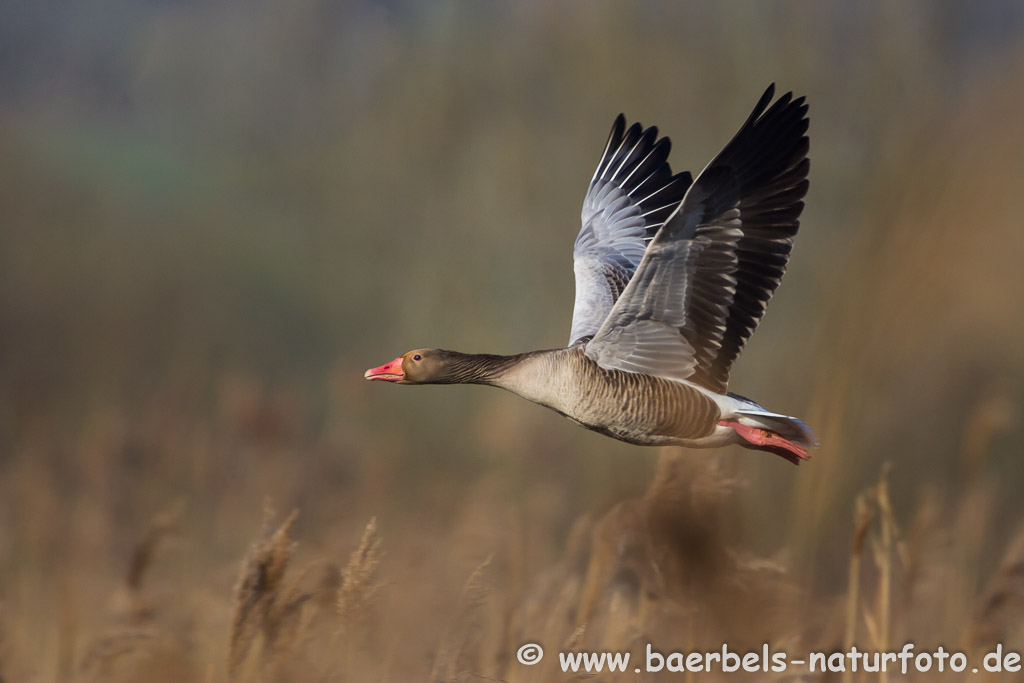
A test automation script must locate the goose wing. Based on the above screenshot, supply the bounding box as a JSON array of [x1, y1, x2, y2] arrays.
[[568, 115, 692, 345], [584, 85, 810, 394]]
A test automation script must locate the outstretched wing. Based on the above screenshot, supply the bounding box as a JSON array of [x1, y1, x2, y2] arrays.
[[568, 115, 692, 345], [584, 85, 810, 394]]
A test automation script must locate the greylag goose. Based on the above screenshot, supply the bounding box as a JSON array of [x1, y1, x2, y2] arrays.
[[366, 85, 816, 464]]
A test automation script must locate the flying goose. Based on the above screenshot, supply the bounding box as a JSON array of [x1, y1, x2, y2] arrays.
[[365, 85, 816, 464]]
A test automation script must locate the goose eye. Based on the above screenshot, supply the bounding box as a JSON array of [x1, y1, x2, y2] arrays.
[[413, 354, 422, 361]]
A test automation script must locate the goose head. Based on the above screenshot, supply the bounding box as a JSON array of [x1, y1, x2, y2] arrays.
[[364, 349, 446, 384]]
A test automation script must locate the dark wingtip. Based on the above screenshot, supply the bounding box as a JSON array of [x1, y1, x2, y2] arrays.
[[654, 133, 671, 157], [741, 84, 778, 129], [607, 114, 627, 145], [751, 84, 810, 127]]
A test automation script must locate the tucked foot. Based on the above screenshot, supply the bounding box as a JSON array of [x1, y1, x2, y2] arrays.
[[718, 419, 810, 465]]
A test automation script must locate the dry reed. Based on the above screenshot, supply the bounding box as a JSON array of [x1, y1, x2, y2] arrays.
[[967, 525, 1024, 653], [431, 555, 494, 683], [873, 464, 895, 683], [227, 505, 304, 682], [336, 517, 384, 636], [842, 491, 873, 683], [74, 502, 193, 682]]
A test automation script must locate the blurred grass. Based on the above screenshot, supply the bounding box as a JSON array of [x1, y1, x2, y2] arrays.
[[1, 1, 1024, 680]]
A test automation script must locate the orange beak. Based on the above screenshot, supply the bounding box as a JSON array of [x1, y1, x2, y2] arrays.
[[364, 356, 405, 382]]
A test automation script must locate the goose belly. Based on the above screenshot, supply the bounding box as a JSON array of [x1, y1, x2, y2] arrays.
[[569, 373, 722, 446], [504, 353, 722, 447]]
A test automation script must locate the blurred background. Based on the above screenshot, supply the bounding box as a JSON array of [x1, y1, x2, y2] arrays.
[[2, 1, 1024, 680]]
